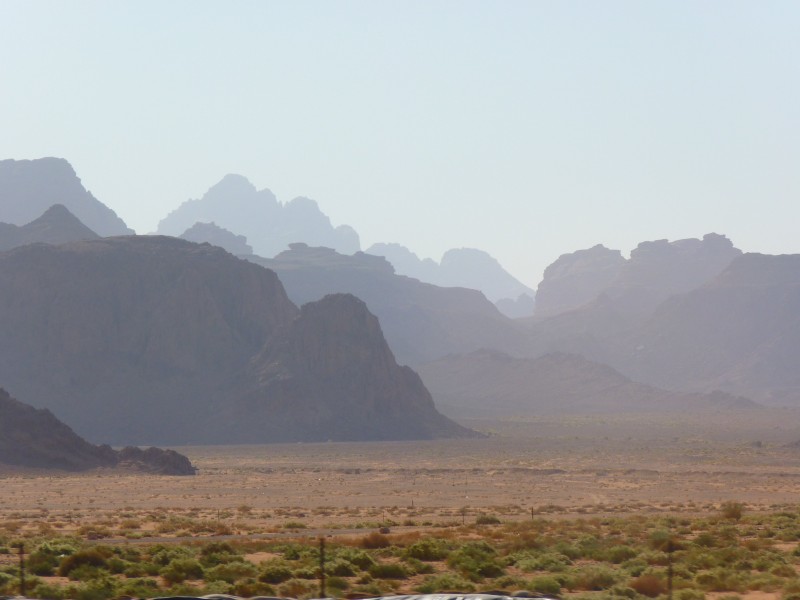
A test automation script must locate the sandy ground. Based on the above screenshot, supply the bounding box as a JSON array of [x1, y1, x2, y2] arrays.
[[3, 410, 800, 531]]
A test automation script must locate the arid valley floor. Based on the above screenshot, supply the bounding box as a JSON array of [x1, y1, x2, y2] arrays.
[[5, 410, 800, 529]]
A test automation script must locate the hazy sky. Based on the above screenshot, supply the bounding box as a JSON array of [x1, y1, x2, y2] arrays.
[[1, 1, 798, 287]]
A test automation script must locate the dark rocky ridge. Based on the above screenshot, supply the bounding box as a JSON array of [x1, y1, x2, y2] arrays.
[[158, 174, 359, 257], [0, 236, 469, 444], [249, 243, 529, 366], [0, 204, 100, 251], [0, 158, 133, 236], [0, 388, 195, 473]]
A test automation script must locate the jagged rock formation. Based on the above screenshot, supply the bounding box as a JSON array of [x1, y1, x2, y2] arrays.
[[533, 234, 741, 320], [366, 243, 535, 317], [157, 174, 359, 256], [495, 293, 536, 319], [0, 388, 195, 473], [0, 204, 100, 251], [418, 349, 756, 418], [179, 221, 253, 255], [0, 236, 468, 444], [534, 245, 626, 318], [249, 243, 528, 366], [0, 158, 133, 236]]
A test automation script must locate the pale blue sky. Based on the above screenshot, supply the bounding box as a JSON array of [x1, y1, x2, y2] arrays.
[[1, 0, 798, 287]]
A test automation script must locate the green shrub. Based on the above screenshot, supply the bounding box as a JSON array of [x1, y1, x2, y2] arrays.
[[529, 575, 562, 595], [406, 538, 449, 561], [416, 573, 476, 593], [567, 566, 620, 591], [206, 561, 257, 583], [476, 514, 501, 525], [160, 558, 204, 584], [369, 562, 408, 579], [607, 545, 639, 564], [259, 560, 293, 584], [629, 574, 666, 597], [58, 549, 109, 578], [720, 502, 744, 521]]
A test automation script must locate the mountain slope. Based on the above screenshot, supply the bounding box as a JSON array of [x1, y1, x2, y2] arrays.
[[0, 388, 195, 473], [0, 236, 468, 444], [249, 243, 529, 366], [418, 350, 755, 418], [0, 158, 133, 236], [0, 204, 100, 251]]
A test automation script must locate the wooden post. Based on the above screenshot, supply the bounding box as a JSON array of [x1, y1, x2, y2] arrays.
[[319, 537, 326, 598], [18, 543, 25, 597]]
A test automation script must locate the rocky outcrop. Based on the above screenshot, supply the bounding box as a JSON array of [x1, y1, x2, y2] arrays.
[[228, 294, 476, 442], [0, 158, 133, 236], [418, 349, 756, 418], [249, 244, 529, 366], [179, 221, 253, 255], [157, 174, 359, 256], [533, 234, 741, 320], [365, 243, 536, 316], [534, 245, 625, 318], [0, 236, 468, 444], [0, 388, 195, 473], [0, 204, 100, 251]]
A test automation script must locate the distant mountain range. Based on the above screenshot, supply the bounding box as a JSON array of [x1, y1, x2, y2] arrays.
[[0, 204, 100, 251], [0, 388, 195, 473], [366, 243, 536, 317], [157, 173, 360, 257], [0, 234, 471, 444], [248, 243, 528, 366], [0, 158, 132, 236], [418, 349, 755, 418]]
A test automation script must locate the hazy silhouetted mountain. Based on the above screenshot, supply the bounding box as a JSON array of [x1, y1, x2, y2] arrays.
[[0, 388, 195, 473], [0, 236, 468, 444], [365, 243, 535, 317], [418, 349, 756, 418], [249, 243, 529, 366], [0, 158, 133, 236], [157, 174, 359, 256], [534, 233, 741, 320], [495, 293, 537, 319], [179, 221, 253, 255], [616, 253, 800, 406], [534, 245, 626, 318], [0, 204, 100, 251]]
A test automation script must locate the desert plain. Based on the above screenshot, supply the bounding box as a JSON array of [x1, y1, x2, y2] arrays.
[[4, 409, 800, 532]]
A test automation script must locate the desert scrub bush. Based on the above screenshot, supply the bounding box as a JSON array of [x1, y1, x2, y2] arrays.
[[405, 537, 450, 561], [361, 532, 391, 549], [58, 548, 110, 578], [476, 513, 501, 525], [326, 558, 357, 577], [333, 547, 375, 570], [277, 577, 318, 599], [160, 557, 204, 584], [447, 541, 504, 580], [283, 521, 306, 529], [515, 551, 572, 572], [565, 565, 621, 591], [720, 501, 745, 521], [676, 589, 706, 600], [259, 560, 294, 584], [402, 556, 434, 575], [416, 572, 477, 594], [206, 561, 257, 583], [148, 544, 195, 566], [369, 562, 408, 579], [528, 575, 562, 596], [326, 575, 350, 594], [606, 544, 639, 563], [629, 574, 666, 597]]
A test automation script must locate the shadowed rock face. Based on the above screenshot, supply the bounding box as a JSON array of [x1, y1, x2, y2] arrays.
[[157, 173, 360, 256], [0, 204, 100, 251], [0, 237, 469, 444], [229, 294, 477, 442], [0, 388, 195, 474], [0, 158, 133, 236]]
